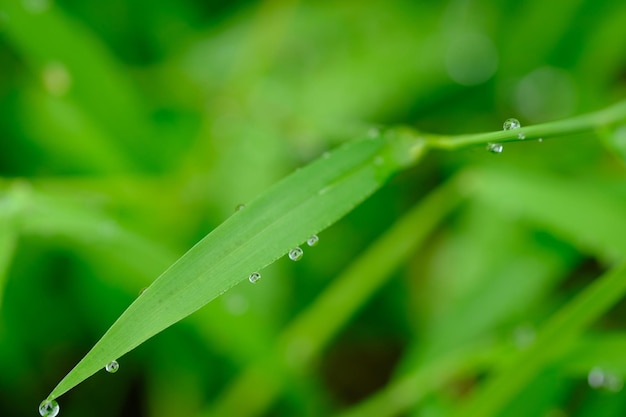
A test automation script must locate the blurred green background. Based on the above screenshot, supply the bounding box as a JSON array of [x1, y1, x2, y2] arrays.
[[1, 0, 626, 416]]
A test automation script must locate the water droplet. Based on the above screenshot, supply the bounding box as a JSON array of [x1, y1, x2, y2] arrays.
[[138, 287, 147, 296], [248, 272, 261, 283], [289, 247, 303, 261], [588, 367, 605, 388], [538, 138, 543, 143], [486, 143, 503, 153], [235, 204, 245, 212], [588, 367, 623, 391], [517, 132, 526, 140], [503, 118, 521, 131], [105, 360, 119, 373], [307, 235, 319, 247], [39, 399, 59, 417]]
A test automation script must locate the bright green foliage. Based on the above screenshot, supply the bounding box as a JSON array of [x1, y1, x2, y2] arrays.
[[2, 1, 626, 417]]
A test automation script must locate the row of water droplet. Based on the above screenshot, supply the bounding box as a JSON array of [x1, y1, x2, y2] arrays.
[[487, 118, 542, 154], [248, 235, 319, 283], [39, 232, 322, 415]]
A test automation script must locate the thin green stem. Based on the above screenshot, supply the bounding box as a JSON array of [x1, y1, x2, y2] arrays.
[[410, 99, 626, 150]]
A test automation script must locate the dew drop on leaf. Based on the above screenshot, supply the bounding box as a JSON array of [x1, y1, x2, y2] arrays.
[[289, 247, 303, 261], [248, 272, 261, 283], [105, 360, 119, 373], [39, 399, 59, 417], [503, 118, 521, 130], [307, 235, 319, 247], [588, 367, 623, 391], [486, 143, 503, 153], [588, 367, 605, 388]]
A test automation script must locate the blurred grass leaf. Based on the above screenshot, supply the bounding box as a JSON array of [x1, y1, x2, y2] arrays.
[[473, 167, 626, 262], [453, 263, 626, 417]]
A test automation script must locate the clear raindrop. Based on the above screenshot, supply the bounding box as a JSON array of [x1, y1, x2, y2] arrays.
[[307, 235, 319, 247], [486, 143, 503, 154], [588, 367, 605, 388], [235, 204, 245, 212], [538, 138, 543, 143], [517, 132, 526, 140], [39, 399, 59, 417], [248, 272, 261, 283], [289, 247, 303, 261], [588, 367, 623, 392], [503, 118, 521, 131], [105, 360, 119, 373]]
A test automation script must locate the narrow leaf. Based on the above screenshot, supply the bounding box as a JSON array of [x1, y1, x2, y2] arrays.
[[47, 132, 425, 399]]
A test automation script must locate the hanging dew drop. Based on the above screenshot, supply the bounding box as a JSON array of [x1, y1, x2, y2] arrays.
[[517, 132, 526, 140], [39, 399, 59, 417], [588, 367, 605, 388], [503, 118, 521, 130], [588, 367, 623, 392], [289, 247, 303, 261], [486, 143, 503, 153], [307, 235, 319, 247], [248, 272, 261, 283], [105, 360, 119, 373]]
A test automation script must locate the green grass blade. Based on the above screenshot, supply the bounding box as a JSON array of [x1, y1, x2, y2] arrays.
[[452, 263, 626, 417], [47, 131, 425, 400]]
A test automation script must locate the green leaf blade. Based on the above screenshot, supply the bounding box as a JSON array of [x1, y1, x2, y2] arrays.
[[48, 133, 425, 399]]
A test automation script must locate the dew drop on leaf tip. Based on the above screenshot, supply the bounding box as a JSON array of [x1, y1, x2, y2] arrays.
[[248, 272, 261, 283], [503, 118, 521, 130], [39, 399, 59, 417], [105, 360, 119, 373], [486, 143, 503, 154], [289, 247, 303, 261], [307, 235, 319, 247]]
